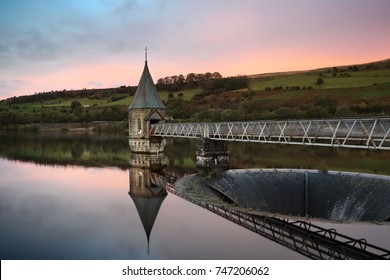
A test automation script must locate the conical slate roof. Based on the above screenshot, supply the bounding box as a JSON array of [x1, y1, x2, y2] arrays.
[[131, 195, 167, 253], [128, 61, 165, 110]]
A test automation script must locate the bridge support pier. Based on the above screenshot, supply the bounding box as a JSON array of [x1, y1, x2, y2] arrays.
[[196, 138, 229, 174]]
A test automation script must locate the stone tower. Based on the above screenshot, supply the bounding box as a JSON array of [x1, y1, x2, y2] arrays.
[[128, 53, 166, 153]]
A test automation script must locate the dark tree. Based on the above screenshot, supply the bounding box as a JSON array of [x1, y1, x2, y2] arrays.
[[71, 100, 82, 112], [316, 78, 324, 85]]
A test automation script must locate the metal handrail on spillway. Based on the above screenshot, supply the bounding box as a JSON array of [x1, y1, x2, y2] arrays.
[[151, 117, 390, 150]]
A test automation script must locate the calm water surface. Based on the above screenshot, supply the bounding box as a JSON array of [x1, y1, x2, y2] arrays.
[[0, 132, 389, 259]]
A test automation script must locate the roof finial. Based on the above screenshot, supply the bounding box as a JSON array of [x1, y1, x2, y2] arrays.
[[144, 46, 148, 62]]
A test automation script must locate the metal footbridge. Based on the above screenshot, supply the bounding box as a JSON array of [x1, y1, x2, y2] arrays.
[[151, 117, 390, 150]]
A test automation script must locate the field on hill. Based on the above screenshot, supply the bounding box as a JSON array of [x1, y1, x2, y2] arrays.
[[0, 59, 389, 129], [250, 69, 390, 90]]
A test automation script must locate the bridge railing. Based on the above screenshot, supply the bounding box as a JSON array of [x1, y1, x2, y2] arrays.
[[151, 117, 390, 150]]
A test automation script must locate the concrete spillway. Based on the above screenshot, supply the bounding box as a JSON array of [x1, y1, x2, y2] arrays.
[[180, 169, 390, 222]]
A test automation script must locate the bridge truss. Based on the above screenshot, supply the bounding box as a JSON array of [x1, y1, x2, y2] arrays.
[[151, 118, 390, 150]]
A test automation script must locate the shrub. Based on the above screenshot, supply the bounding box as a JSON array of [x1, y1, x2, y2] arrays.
[[335, 105, 355, 117], [306, 106, 329, 118], [71, 100, 82, 112], [316, 78, 324, 85], [274, 107, 299, 119], [314, 98, 337, 114]]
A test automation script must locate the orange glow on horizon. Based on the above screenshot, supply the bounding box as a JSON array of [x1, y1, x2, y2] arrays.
[[6, 50, 390, 99]]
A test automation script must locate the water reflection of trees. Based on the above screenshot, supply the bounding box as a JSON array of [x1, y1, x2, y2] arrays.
[[228, 141, 390, 175], [164, 138, 195, 165], [0, 132, 130, 168], [0, 132, 389, 175], [0, 133, 198, 172]]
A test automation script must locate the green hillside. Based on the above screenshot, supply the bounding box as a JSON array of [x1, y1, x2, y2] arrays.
[[0, 59, 389, 129]]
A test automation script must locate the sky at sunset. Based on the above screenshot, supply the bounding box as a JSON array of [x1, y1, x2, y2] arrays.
[[1, 0, 389, 99]]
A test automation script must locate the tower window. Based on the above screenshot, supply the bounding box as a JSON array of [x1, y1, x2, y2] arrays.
[[138, 172, 143, 189], [137, 117, 142, 133]]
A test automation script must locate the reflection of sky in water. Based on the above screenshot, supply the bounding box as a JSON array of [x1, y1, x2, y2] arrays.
[[0, 158, 303, 259]]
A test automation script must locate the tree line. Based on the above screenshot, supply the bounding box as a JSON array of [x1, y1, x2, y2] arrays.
[[156, 72, 222, 91], [4, 86, 135, 105]]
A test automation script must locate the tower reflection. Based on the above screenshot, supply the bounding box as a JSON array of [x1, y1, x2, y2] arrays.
[[128, 153, 167, 254]]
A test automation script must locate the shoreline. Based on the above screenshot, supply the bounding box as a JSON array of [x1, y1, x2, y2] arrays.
[[0, 121, 128, 132]]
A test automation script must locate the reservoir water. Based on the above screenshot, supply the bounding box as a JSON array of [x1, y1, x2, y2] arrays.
[[0, 132, 389, 259]]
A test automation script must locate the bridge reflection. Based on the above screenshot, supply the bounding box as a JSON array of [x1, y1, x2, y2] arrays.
[[128, 153, 390, 259], [165, 183, 390, 260]]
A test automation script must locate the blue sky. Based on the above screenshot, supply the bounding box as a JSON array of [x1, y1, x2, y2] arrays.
[[1, 0, 389, 99]]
